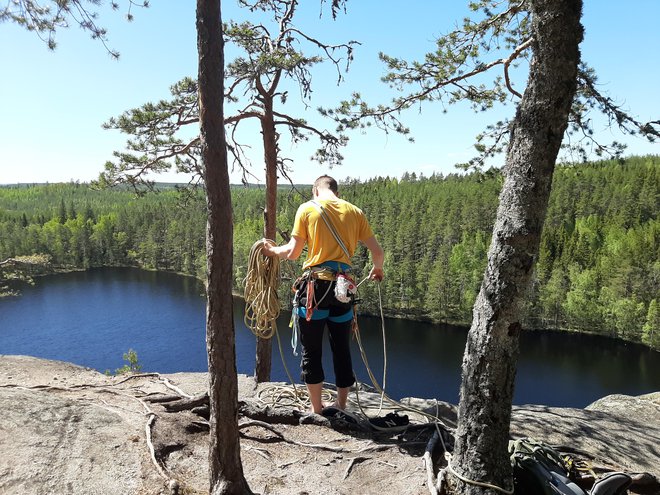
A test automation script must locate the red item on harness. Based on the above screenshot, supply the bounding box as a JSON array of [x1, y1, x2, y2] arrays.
[[305, 278, 315, 321]]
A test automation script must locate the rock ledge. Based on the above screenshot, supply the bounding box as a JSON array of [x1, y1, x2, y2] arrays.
[[1, 355, 658, 495]]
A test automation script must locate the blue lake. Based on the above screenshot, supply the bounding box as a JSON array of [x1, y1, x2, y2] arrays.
[[1, 267, 658, 408]]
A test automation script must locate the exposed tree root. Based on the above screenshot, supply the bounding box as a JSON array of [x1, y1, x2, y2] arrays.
[[343, 456, 368, 480], [162, 393, 209, 412]]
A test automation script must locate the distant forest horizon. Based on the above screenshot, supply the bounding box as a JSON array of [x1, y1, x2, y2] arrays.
[[1, 155, 658, 350]]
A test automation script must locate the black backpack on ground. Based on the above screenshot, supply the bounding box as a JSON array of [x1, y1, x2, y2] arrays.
[[509, 438, 632, 495]]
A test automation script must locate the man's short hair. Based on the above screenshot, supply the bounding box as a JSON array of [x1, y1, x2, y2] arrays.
[[314, 175, 338, 194]]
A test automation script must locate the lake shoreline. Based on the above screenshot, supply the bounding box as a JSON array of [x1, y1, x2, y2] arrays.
[[17, 264, 656, 353]]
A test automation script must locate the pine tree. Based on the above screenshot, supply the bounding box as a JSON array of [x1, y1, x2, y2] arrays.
[[642, 299, 660, 349], [57, 198, 66, 224]]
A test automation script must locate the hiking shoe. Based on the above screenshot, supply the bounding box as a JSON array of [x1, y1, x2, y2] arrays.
[[321, 406, 359, 425], [590, 472, 632, 495], [368, 412, 409, 432]]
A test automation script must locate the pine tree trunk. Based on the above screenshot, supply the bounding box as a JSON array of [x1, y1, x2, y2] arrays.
[[255, 95, 277, 383], [448, 1, 583, 494], [196, 1, 252, 493]]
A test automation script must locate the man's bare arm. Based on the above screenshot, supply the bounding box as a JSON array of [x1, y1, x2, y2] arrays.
[[362, 235, 384, 281], [261, 236, 305, 261]]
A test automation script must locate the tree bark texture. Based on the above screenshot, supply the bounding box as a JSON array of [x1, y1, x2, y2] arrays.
[[450, 1, 583, 494], [196, 1, 252, 493], [255, 94, 278, 383]]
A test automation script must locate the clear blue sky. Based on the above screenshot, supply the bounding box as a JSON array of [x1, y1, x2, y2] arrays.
[[0, 0, 658, 185]]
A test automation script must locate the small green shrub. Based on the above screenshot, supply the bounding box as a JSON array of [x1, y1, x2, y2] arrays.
[[115, 348, 142, 375]]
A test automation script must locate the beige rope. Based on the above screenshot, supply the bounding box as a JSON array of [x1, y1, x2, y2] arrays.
[[257, 328, 335, 411], [351, 283, 455, 427], [257, 327, 312, 411], [243, 239, 281, 339], [443, 452, 515, 495]]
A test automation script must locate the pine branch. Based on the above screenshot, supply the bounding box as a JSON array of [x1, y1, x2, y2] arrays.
[[100, 0, 356, 191], [577, 67, 660, 142], [2, 0, 149, 57]]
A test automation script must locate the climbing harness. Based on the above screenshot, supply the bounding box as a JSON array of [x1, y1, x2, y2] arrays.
[[302, 266, 336, 320], [289, 266, 336, 356]]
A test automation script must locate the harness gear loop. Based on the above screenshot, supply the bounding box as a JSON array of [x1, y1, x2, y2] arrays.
[[296, 267, 340, 323], [305, 276, 315, 322], [290, 294, 301, 356], [306, 266, 339, 281]]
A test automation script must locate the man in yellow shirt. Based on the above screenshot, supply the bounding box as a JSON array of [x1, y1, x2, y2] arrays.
[[262, 175, 384, 414]]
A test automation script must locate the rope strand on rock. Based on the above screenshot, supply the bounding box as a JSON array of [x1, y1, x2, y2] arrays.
[[442, 454, 515, 495]]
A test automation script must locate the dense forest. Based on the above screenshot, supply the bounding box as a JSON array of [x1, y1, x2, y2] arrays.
[[1, 156, 658, 350]]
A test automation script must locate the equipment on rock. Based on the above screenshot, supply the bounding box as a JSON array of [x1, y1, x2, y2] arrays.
[[509, 438, 585, 495], [589, 472, 632, 495], [509, 438, 633, 495]]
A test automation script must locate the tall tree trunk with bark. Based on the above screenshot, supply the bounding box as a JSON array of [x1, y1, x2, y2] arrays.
[[196, 1, 252, 493], [448, 1, 583, 494], [255, 92, 278, 383]]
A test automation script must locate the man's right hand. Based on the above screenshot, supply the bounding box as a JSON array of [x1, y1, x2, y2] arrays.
[[369, 266, 384, 282]]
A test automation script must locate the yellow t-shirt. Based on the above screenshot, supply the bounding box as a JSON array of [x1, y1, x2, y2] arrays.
[[291, 199, 374, 269]]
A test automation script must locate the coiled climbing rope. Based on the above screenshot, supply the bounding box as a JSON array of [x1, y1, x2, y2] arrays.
[[243, 239, 281, 339]]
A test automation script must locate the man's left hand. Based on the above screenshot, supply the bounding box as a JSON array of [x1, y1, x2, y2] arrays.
[[261, 239, 277, 257]]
